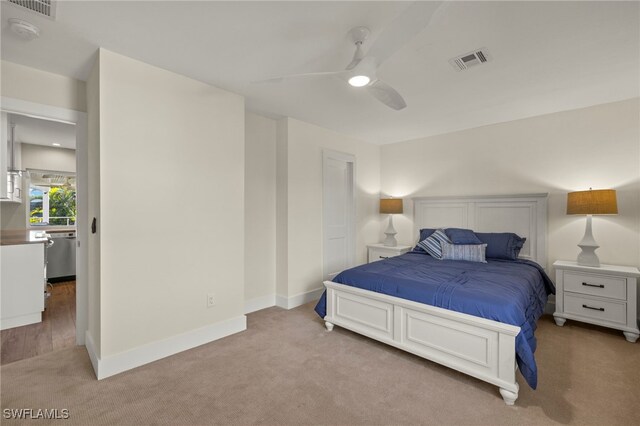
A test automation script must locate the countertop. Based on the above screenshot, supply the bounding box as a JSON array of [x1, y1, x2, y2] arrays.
[[1, 230, 52, 245]]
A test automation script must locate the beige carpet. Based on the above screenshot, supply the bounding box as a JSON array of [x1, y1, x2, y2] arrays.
[[1, 303, 639, 425]]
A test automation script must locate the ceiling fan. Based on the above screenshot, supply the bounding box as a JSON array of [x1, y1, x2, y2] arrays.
[[258, 1, 447, 110]]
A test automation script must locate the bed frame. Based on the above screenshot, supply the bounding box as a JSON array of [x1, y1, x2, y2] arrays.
[[323, 194, 548, 405]]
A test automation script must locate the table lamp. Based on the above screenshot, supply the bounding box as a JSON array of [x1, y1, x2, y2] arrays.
[[380, 198, 403, 247], [566, 188, 618, 267]]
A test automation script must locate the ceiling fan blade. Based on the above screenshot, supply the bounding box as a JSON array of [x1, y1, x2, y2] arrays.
[[345, 43, 365, 70], [365, 1, 447, 66], [254, 70, 345, 84], [366, 80, 407, 110]]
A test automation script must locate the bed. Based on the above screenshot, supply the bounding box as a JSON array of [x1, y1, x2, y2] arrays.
[[315, 194, 552, 405]]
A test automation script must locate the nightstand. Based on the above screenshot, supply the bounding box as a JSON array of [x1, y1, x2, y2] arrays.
[[367, 244, 411, 263], [553, 260, 640, 343]]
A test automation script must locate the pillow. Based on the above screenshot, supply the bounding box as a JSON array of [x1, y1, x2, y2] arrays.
[[445, 228, 483, 245], [413, 228, 436, 252], [417, 229, 451, 259], [474, 232, 526, 260], [441, 241, 487, 263]]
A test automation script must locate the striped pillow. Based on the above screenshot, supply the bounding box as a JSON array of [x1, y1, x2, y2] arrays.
[[441, 241, 488, 263], [417, 229, 451, 259]]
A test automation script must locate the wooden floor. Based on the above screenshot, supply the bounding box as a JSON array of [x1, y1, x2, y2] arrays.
[[1, 281, 76, 365]]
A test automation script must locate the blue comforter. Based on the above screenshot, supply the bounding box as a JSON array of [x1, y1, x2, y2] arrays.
[[314, 252, 554, 389]]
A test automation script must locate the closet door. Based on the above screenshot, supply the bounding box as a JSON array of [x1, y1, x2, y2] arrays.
[[322, 150, 355, 281]]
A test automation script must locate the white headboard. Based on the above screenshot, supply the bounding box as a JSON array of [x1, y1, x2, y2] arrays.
[[413, 194, 548, 269]]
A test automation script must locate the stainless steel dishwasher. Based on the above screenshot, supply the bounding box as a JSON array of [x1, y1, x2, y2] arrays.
[[46, 231, 76, 282]]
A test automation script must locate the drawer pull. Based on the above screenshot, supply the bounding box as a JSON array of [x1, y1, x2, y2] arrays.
[[582, 304, 605, 312], [379, 256, 389, 259], [582, 282, 605, 288]]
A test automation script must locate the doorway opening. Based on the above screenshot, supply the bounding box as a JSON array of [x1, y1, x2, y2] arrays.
[[0, 103, 87, 365]]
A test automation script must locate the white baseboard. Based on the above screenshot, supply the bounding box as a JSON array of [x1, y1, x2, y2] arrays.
[[85, 331, 99, 378], [86, 315, 246, 380], [276, 287, 324, 310], [0, 312, 41, 331], [244, 294, 276, 314]]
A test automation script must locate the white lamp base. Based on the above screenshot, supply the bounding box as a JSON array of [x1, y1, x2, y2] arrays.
[[577, 215, 600, 267], [383, 215, 398, 247]]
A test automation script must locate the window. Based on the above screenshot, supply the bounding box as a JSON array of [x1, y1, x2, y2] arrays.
[[29, 184, 76, 226]]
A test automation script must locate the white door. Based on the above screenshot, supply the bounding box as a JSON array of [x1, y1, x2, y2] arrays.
[[323, 150, 355, 281]]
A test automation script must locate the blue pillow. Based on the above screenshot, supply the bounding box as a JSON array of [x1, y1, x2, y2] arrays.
[[413, 228, 436, 252], [417, 229, 451, 259], [445, 228, 483, 245], [474, 232, 526, 260]]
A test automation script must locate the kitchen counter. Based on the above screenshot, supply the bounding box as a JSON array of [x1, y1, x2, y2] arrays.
[[1, 230, 51, 245]]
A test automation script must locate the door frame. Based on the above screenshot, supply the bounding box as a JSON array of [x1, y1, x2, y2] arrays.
[[1, 96, 89, 346], [322, 149, 356, 281]]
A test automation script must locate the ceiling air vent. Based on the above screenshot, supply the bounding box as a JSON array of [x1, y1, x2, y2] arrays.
[[7, 0, 56, 19], [449, 48, 492, 72]]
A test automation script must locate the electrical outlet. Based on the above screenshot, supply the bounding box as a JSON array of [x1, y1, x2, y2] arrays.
[[207, 293, 215, 308]]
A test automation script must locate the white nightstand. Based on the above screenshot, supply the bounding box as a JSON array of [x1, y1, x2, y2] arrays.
[[367, 244, 411, 263], [553, 260, 640, 343]]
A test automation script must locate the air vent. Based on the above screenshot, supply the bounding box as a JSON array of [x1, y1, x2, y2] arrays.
[[8, 0, 56, 19], [449, 48, 492, 72]]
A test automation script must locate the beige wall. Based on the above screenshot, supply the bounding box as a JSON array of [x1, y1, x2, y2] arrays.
[[96, 49, 245, 357], [244, 113, 276, 303], [381, 98, 640, 272], [1, 60, 86, 112], [277, 118, 381, 299]]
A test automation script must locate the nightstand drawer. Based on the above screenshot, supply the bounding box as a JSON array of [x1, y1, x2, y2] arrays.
[[564, 294, 626, 325], [369, 248, 393, 263], [564, 272, 626, 300]]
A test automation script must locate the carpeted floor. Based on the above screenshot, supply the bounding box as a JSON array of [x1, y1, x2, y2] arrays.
[[1, 303, 639, 425]]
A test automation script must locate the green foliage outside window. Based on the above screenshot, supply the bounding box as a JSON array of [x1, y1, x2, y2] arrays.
[[30, 186, 76, 226]]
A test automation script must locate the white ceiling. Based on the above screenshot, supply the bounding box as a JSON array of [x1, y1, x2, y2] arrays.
[[9, 114, 76, 149], [1, 1, 638, 145]]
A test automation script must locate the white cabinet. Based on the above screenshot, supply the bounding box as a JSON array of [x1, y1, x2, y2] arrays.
[[367, 244, 412, 263], [0, 243, 45, 330], [4, 173, 23, 203], [553, 260, 639, 343], [1, 112, 22, 203]]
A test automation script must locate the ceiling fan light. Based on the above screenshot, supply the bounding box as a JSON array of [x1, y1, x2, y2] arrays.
[[348, 75, 370, 87]]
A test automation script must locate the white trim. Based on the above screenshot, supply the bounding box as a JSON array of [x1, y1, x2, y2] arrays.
[[0, 313, 41, 330], [85, 331, 99, 378], [0, 97, 83, 124], [244, 294, 276, 314], [1, 96, 88, 346], [276, 288, 324, 310], [88, 316, 246, 380]]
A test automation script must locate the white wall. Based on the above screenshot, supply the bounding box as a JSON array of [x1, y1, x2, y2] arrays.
[[95, 49, 246, 359], [1, 60, 84, 231], [86, 54, 101, 356], [21, 143, 76, 173], [244, 112, 276, 308], [1, 143, 76, 230], [1, 60, 86, 112], [381, 99, 640, 272], [277, 118, 381, 302]]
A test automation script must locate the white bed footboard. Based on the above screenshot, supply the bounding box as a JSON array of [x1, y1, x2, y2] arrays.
[[323, 281, 521, 405]]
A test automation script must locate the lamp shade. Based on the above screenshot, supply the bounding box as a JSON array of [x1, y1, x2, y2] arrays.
[[567, 189, 618, 215], [380, 198, 403, 214]]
